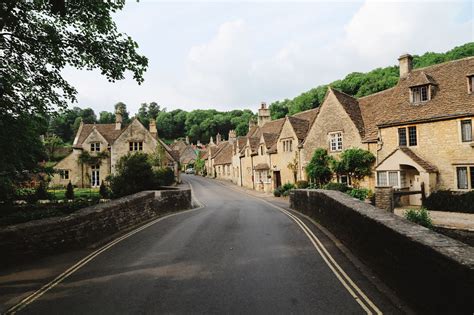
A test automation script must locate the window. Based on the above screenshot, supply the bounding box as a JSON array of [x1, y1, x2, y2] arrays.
[[90, 142, 100, 152], [461, 120, 472, 142], [329, 132, 343, 152], [282, 140, 293, 152], [411, 85, 429, 103], [456, 166, 474, 190], [388, 171, 399, 187], [377, 172, 387, 186], [260, 146, 264, 155], [398, 128, 407, 146], [377, 170, 405, 188], [59, 170, 69, 180], [91, 166, 100, 187], [129, 141, 143, 151], [408, 126, 417, 146], [468, 75, 474, 93]]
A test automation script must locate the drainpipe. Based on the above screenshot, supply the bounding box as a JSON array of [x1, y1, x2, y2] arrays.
[[251, 154, 255, 190], [298, 147, 302, 181], [239, 155, 243, 187]]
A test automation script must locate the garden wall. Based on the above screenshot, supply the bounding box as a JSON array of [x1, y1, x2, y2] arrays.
[[0, 189, 192, 266], [290, 189, 474, 314]]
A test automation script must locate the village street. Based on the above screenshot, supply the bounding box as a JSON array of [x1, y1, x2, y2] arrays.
[[2, 175, 405, 314]]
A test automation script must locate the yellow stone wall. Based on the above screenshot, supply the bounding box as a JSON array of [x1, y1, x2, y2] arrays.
[[379, 117, 474, 191], [273, 119, 300, 185]]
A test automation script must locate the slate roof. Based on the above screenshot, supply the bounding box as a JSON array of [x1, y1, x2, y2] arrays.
[[213, 142, 233, 165], [377, 147, 438, 173], [254, 163, 270, 170], [287, 116, 310, 141], [359, 56, 474, 141], [179, 145, 198, 164], [74, 123, 123, 147], [330, 87, 365, 138]]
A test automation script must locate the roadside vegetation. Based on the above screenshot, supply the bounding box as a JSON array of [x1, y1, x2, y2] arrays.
[[404, 208, 433, 229]]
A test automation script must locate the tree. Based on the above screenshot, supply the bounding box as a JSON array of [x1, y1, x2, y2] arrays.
[[66, 181, 75, 200], [287, 155, 299, 183], [305, 148, 334, 187], [98, 111, 115, 124], [332, 148, 375, 188], [44, 134, 65, 160], [1, 1, 147, 198], [114, 102, 131, 124]]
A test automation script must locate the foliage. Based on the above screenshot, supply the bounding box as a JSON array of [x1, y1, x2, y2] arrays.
[[194, 151, 206, 175], [296, 180, 309, 189], [108, 153, 158, 198], [149, 144, 167, 168], [269, 43, 474, 119], [423, 190, 474, 214], [332, 148, 375, 187], [273, 188, 282, 197], [287, 156, 299, 183], [323, 182, 350, 193], [78, 151, 109, 167], [154, 168, 175, 186], [404, 208, 433, 229], [99, 181, 109, 199], [35, 181, 51, 200], [348, 188, 371, 201], [273, 183, 296, 197], [65, 181, 75, 200], [306, 148, 334, 187], [137, 102, 161, 128]]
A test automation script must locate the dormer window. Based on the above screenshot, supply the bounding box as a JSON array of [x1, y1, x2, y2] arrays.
[[411, 85, 430, 103]]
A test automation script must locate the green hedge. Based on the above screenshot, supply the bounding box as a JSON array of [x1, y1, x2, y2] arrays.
[[424, 190, 474, 213]]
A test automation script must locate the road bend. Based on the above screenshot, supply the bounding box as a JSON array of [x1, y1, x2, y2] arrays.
[[11, 175, 403, 314]]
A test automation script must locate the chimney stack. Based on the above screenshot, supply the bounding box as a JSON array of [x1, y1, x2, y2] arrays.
[[258, 101, 271, 127], [185, 136, 190, 145], [115, 109, 123, 130], [216, 133, 222, 145], [228, 130, 236, 144], [149, 119, 157, 134], [398, 54, 413, 78]]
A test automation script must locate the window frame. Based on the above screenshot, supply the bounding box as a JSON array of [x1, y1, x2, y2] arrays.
[[90, 142, 101, 152], [329, 132, 343, 152], [455, 166, 474, 190], [398, 128, 407, 146], [91, 165, 100, 187], [376, 170, 405, 189], [411, 85, 430, 103], [408, 126, 417, 146], [129, 141, 144, 152], [460, 119, 473, 142], [59, 169, 69, 180], [468, 75, 474, 94]]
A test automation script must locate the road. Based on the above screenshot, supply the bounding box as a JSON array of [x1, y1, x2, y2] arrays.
[[8, 175, 403, 314]]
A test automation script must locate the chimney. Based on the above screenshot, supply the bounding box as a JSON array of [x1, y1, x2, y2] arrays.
[[115, 109, 123, 130], [149, 119, 157, 134], [216, 133, 222, 145], [398, 54, 413, 78], [258, 101, 271, 127], [210, 136, 215, 146], [228, 130, 237, 144], [185, 136, 190, 145]]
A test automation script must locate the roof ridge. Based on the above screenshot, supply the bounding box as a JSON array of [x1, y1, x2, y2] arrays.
[[357, 86, 396, 100], [330, 87, 358, 100], [410, 55, 474, 73]]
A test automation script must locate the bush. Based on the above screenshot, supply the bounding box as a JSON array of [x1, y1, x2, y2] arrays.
[[99, 181, 109, 199], [65, 181, 74, 200], [296, 180, 309, 189], [404, 208, 433, 229], [282, 190, 290, 197], [323, 182, 350, 192], [424, 190, 474, 213], [154, 168, 175, 186], [348, 188, 370, 201], [35, 181, 51, 200], [108, 153, 158, 198], [305, 148, 333, 186], [282, 183, 296, 192], [273, 188, 282, 197]]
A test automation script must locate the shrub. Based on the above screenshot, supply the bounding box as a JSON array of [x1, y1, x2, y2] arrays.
[[305, 148, 333, 186], [282, 190, 290, 197], [108, 153, 157, 198], [332, 148, 375, 187], [154, 168, 175, 186], [348, 188, 370, 201], [273, 187, 282, 197], [424, 190, 474, 213], [282, 183, 296, 192], [296, 180, 309, 189], [35, 181, 51, 200], [404, 208, 433, 229], [323, 182, 350, 192], [65, 181, 74, 200], [99, 181, 109, 199]]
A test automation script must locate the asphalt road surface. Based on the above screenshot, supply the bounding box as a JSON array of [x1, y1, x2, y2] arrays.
[[10, 175, 404, 314]]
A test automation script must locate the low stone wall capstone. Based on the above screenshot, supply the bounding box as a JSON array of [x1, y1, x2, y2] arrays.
[[0, 189, 192, 267], [290, 189, 474, 314]]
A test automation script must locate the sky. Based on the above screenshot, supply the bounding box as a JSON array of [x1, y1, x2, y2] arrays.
[[62, 0, 474, 115]]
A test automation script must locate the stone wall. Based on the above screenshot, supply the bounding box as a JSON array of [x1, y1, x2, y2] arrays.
[[374, 186, 394, 212], [0, 189, 192, 267], [290, 189, 474, 314]]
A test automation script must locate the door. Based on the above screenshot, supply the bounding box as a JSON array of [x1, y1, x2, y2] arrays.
[[410, 175, 422, 206], [274, 171, 281, 189], [91, 166, 100, 187]]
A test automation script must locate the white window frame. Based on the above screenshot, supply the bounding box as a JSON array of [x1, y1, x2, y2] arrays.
[[91, 165, 100, 187], [455, 166, 474, 190], [59, 169, 69, 180], [376, 170, 405, 189], [411, 85, 430, 103], [329, 132, 343, 152], [90, 142, 101, 152]]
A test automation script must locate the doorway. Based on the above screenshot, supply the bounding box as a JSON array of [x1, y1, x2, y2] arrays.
[[274, 171, 281, 189]]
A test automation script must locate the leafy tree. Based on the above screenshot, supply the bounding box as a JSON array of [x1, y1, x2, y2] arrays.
[[98, 111, 115, 124], [108, 153, 157, 198], [305, 148, 334, 187], [332, 148, 375, 188], [114, 102, 130, 124], [65, 181, 75, 200], [99, 181, 109, 199], [44, 134, 65, 160]]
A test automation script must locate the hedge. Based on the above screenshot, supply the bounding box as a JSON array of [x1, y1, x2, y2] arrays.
[[424, 190, 474, 213]]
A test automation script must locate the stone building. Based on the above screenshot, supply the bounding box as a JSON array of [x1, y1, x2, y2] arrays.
[[51, 110, 179, 188], [204, 55, 474, 205]]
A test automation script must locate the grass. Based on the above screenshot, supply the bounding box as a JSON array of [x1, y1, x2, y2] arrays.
[[48, 188, 100, 199]]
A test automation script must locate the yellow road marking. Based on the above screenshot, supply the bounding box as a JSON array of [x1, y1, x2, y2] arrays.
[[6, 186, 205, 314], [214, 180, 382, 315]]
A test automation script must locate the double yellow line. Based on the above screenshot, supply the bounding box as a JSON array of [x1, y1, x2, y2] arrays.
[[6, 187, 205, 315], [218, 181, 382, 315]]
